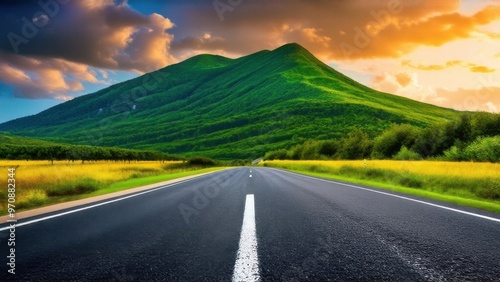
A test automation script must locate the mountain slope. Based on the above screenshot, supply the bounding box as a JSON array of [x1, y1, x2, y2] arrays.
[[0, 43, 458, 158], [0, 132, 59, 146]]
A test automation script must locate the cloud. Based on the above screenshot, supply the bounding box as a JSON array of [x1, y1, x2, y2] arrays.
[[469, 65, 496, 73], [402, 60, 496, 73], [0, 52, 106, 100], [372, 71, 439, 103], [395, 72, 412, 87], [0, 0, 175, 99], [486, 101, 498, 112], [0, 0, 498, 102], [372, 72, 500, 112], [170, 0, 500, 61], [435, 87, 500, 112]]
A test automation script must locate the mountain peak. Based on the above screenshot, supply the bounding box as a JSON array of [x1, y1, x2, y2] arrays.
[[178, 53, 232, 69], [272, 42, 308, 55]]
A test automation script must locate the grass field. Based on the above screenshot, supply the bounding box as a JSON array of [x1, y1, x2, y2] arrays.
[[261, 160, 500, 213], [0, 160, 224, 215]]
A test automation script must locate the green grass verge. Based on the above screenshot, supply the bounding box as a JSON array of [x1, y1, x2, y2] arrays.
[[263, 166, 500, 213], [94, 167, 224, 196], [2, 167, 225, 216]]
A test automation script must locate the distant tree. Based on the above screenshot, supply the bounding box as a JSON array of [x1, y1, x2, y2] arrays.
[[393, 146, 421, 160], [287, 144, 303, 160], [337, 128, 373, 160], [470, 112, 500, 138], [318, 140, 338, 158], [187, 156, 217, 166], [372, 124, 419, 159], [300, 140, 320, 160], [264, 149, 288, 160], [413, 125, 444, 158], [463, 136, 500, 163]]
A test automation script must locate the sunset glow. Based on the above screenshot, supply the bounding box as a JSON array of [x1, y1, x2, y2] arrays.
[[0, 0, 498, 122]]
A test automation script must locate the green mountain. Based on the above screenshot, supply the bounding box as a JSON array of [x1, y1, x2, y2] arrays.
[[0, 43, 458, 159]]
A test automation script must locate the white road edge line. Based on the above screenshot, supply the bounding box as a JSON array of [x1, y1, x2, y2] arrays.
[[232, 194, 260, 282], [0, 171, 228, 231], [267, 168, 500, 223]]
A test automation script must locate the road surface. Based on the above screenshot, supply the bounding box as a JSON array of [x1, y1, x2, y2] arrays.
[[1, 167, 499, 281]]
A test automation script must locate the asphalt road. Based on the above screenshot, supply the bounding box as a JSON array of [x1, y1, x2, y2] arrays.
[[1, 167, 499, 281]]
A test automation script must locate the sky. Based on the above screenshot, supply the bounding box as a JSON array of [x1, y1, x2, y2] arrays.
[[0, 0, 499, 123]]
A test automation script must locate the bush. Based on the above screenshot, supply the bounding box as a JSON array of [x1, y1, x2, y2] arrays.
[[47, 178, 102, 196], [318, 140, 338, 158], [393, 146, 421, 160], [443, 146, 464, 161], [462, 136, 500, 163], [264, 149, 288, 160], [228, 160, 248, 166], [470, 112, 500, 138], [300, 140, 320, 160], [337, 129, 373, 160], [287, 144, 303, 160], [413, 125, 445, 158], [372, 124, 419, 159], [187, 156, 218, 166]]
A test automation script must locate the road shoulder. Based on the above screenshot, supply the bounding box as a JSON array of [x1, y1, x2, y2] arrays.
[[0, 168, 229, 223]]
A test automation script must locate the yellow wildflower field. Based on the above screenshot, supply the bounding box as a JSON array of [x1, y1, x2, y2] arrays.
[[0, 160, 182, 211], [265, 160, 500, 179]]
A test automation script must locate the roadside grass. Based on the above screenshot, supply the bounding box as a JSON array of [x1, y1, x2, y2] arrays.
[[261, 160, 500, 213], [0, 160, 225, 215], [93, 167, 224, 196]]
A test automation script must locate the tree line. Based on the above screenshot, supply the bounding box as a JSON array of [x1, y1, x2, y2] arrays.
[[0, 144, 179, 163], [264, 112, 500, 162]]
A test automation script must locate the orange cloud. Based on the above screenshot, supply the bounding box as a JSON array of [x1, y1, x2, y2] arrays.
[[171, 1, 500, 62], [0, 64, 30, 84], [395, 72, 412, 87], [338, 5, 500, 60], [372, 72, 500, 112], [469, 66, 496, 73], [372, 74, 385, 84], [302, 28, 331, 47], [0, 53, 106, 99], [474, 4, 500, 24], [403, 60, 496, 73], [435, 87, 500, 112], [171, 0, 462, 59]]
